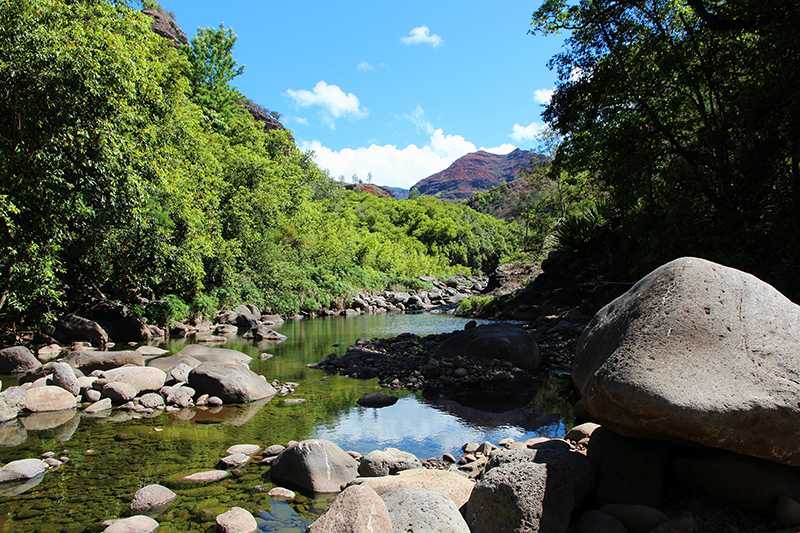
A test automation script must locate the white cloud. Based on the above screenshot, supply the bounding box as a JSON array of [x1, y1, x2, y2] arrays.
[[401, 26, 443, 47], [510, 121, 547, 143], [405, 105, 434, 135], [284, 116, 309, 126], [285, 81, 368, 128], [302, 129, 519, 189], [357, 60, 374, 72], [534, 88, 554, 105]]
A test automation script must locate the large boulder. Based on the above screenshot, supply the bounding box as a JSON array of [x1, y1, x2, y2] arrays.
[[176, 344, 252, 364], [359, 448, 423, 477], [61, 350, 144, 373], [54, 313, 108, 346], [101, 366, 166, 395], [24, 386, 76, 412], [307, 484, 392, 533], [382, 488, 471, 533], [574, 257, 800, 466], [436, 323, 541, 370], [0, 458, 46, 483], [356, 468, 475, 511], [0, 387, 27, 422], [465, 461, 573, 533], [0, 346, 41, 375], [270, 439, 359, 493], [187, 362, 275, 403]]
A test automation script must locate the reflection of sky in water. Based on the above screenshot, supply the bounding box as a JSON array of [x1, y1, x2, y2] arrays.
[[312, 396, 568, 459]]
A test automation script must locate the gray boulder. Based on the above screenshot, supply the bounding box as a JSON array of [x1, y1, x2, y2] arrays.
[[102, 515, 159, 533], [187, 362, 275, 403], [0, 387, 28, 422], [307, 484, 392, 533], [382, 487, 470, 533], [587, 427, 670, 507], [216, 506, 256, 533], [359, 448, 423, 477], [357, 393, 399, 408], [242, 325, 287, 342], [176, 344, 252, 364], [23, 386, 76, 412], [51, 362, 80, 396], [148, 354, 201, 375], [62, 350, 144, 373], [101, 366, 166, 395], [54, 313, 108, 346], [466, 461, 573, 533], [0, 346, 41, 375], [102, 381, 137, 403], [436, 322, 541, 370], [574, 257, 800, 466], [356, 468, 475, 511], [483, 447, 595, 508], [270, 439, 359, 493]]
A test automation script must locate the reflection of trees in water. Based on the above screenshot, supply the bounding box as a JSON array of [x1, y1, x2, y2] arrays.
[[423, 375, 578, 433]]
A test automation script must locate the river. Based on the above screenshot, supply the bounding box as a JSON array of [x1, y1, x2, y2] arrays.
[[0, 313, 578, 532]]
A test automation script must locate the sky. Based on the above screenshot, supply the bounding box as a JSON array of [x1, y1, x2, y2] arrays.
[[158, 1, 566, 189]]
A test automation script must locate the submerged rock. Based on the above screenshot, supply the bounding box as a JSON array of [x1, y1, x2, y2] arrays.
[[270, 439, 359, 493]]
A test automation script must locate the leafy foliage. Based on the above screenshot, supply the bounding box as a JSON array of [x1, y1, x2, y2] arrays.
[[0, 0, 520, 326]]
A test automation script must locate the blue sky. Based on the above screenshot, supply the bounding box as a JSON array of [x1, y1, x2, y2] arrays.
[[159, 1, 566, 188]]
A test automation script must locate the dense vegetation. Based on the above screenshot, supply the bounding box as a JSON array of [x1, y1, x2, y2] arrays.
[[0, 0, 518, 327], [531, 0, 800, 299]]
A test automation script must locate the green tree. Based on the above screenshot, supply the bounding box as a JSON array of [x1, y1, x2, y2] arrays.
[[531, 0, 800, 285]]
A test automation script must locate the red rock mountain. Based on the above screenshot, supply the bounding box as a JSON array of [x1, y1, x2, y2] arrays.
[[412, 149, 538, 201]]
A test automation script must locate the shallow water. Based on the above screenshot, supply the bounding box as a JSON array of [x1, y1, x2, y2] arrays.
[[0, 313, 578, 532]]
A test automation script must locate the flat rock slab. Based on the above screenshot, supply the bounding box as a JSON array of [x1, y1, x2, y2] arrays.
[[24, 386, 76, 412], [357, 468, 475, 510], [226, 444, 261, 456], [63, 350, 144, 373], [574, 257, 800, 466], [179, 470, 230, 483], [0, 459, 47, 483], [101, 366, 166, 395]]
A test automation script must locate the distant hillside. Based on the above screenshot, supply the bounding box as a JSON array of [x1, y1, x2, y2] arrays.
[[343, 183, 395, 199], [411, 149, 538, 201], [384, 186, 410, 200]]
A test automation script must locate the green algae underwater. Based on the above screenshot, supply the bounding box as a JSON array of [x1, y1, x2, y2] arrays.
[[0, 314, 578, 532]]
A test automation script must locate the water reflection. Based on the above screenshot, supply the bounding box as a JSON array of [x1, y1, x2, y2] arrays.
[[312, 375, 577, 459]]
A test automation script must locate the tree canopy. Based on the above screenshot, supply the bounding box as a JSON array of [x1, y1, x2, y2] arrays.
[[532, 0, 800, 295]]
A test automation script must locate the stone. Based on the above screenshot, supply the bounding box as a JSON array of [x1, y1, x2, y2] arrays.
[[51, 362, 80, 396], [436, 322, 541, 370], [264, 444, 285, 457], [216, 506, 257, 533], [0, 387, 28, 422], [777, 496, 800, 528], [466, 461, 573, 533], [62, 350, 144, 373], [176, 344, 252, 364], [242, 325, 287, 342], [0, 458, 47, 482], [179, 470, 230, 482], [574, 256, 800, 466], [102, 515, 159, 533], [0, 346, 41, 375], [599, 504, 669, 533], [188, 362, 276, 403], [565, 422, 601, 443], [359, 448, 423, 477], [55, 313, 108, 346], [267, 487, 295, 499], [670, 447, 800, 515], [166, 385, 195, 407], [84, 398, 113, 413], [382, 487, 470, 533], [357, 468, 475, 510], [307, 484, 392, 533], [101, 382, 137, 403], [139, 393, 165, 409], [270, 439, 359, 493], [130, 483, 177, 516], [587, 427, 670, 507], [576, 510, 628, 533], [24, 386, 76, 412], [356, 392, 399, 408], [219, 453, 250, 469], [101, 366, 167, 395], [483, 447, 596, 508], [169, 362, 193, 383], [148, 354, 201, 374], [226, 444, 261, 456]]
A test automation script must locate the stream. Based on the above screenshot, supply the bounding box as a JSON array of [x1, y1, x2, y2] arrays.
[[0, 313, 578, 533]]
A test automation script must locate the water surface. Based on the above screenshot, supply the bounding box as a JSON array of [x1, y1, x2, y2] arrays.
[[0, 313, 577, 532]]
